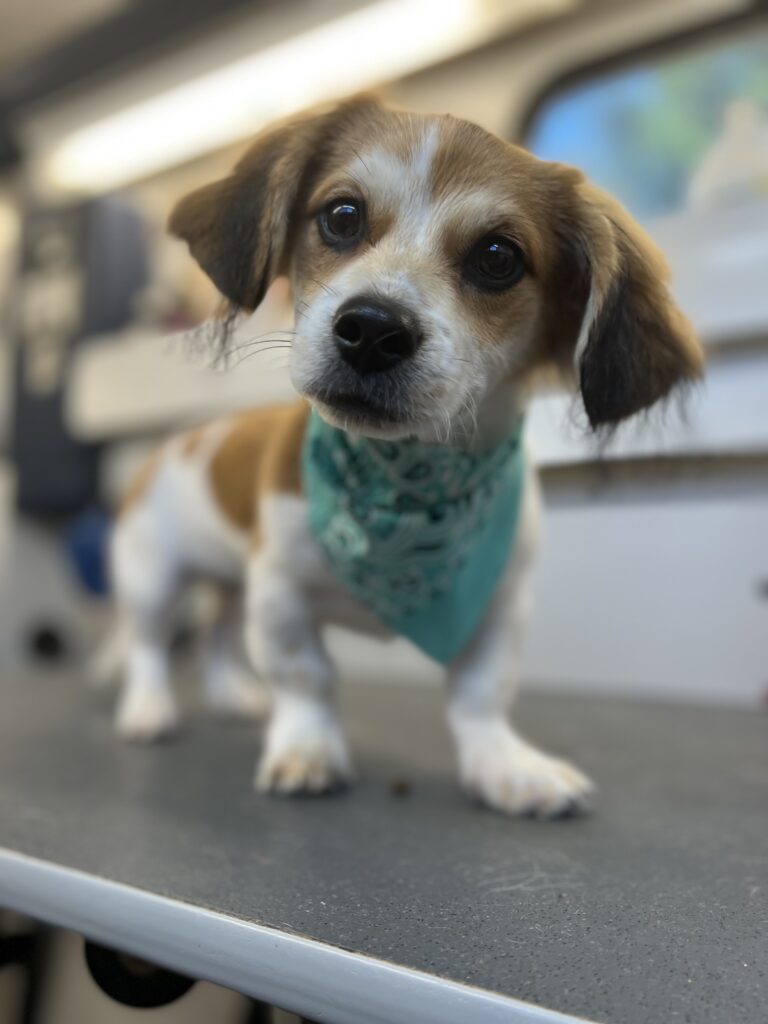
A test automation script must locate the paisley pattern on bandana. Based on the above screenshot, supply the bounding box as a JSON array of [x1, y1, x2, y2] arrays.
[[302, 410, 525, 663]]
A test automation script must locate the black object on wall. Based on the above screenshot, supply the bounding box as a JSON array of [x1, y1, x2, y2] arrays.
[[84, 941, 196, 1008], [11, 197, 148, 518]]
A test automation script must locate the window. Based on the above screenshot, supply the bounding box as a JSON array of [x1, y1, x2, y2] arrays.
[[525, 21, 768, 345], [527, 27, 768, 222]]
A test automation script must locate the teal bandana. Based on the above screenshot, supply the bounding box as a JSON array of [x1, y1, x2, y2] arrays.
[[302, 410, 525, 664]]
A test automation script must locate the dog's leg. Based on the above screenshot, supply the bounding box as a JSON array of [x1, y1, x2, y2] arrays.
[[87, 614, 129, 689], [247, 564, 351, 794], [246, 498, 352, 795], [110, 517, 180, 743], [446, 472, 594, 817], [202, 589, 271, 721], [114, 609, 179, 743]]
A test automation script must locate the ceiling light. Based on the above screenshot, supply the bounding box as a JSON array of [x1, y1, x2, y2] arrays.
[[41, 0, 572, 191]]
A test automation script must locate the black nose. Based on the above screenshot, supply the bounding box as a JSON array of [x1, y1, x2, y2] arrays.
[[333, 299, 420, 375]]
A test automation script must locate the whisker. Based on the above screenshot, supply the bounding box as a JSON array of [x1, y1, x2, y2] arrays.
[[232, 329, 296, 344], [228, 341, 293, 353], [440, 405, 452, 444], [309, 277, 339, 298], [225, 334, 295, 355], [223, 344, 293, 370], [455, 390, 479, 443]]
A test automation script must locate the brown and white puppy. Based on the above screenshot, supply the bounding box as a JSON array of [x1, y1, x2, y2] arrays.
[[108, 97, 702, 817]]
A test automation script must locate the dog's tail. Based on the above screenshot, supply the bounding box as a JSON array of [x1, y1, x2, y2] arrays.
[[86, 617, 128, 688]]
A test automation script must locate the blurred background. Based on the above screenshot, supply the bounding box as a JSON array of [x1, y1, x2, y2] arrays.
[[0, 0, 766, 1021], [0, 0, 766, 707]]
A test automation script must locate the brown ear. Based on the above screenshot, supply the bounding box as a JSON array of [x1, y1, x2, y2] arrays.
[[168, 97, 378, 310], [549, 169, 704, 428]]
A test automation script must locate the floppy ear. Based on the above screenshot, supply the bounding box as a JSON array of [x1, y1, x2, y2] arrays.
[[168, 97, 377, 310], [549, 168, 704, 428]]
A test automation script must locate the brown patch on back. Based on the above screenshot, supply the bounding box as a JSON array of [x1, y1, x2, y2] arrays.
[[208, 402, 310, 535], [257, 401, 310, 494]]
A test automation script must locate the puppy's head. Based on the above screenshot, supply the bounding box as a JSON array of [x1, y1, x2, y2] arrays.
[[170, 97, 703, 440]]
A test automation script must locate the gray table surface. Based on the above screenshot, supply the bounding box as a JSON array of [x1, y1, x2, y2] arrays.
[[0, 673, 765, 1024]]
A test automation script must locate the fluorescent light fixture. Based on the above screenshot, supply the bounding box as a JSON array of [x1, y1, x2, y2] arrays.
[[42, 0, 571, 191]]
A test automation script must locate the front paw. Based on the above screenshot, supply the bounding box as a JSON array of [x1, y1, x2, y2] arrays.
[[115, 685, 178, 743], [256, 740, 352, 795], [255, 698, 353, 796], [457, 723, 594, 818]]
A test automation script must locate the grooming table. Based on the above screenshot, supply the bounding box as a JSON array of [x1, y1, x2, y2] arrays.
[[0, 674, 765, 1023]]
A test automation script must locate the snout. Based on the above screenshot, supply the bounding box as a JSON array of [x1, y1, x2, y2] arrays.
[[293, 291, 436, 437], [333, 297, 422, 375]]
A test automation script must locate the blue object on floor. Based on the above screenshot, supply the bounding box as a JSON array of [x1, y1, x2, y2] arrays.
[[64, 506, 111, 595]]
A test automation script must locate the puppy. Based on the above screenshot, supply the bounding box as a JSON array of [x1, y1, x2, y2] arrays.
[[108, 97, 702, 817]]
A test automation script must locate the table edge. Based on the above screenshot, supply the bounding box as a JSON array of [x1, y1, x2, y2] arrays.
[[0, 847, 595, 1024]]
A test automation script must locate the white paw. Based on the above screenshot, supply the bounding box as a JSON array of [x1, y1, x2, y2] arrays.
[[256, 742, 352, 795], [455, 720, 594, 818], [115, 685, 179, 743], [205, 671, 271, 721], [256, 697, 352, 795]]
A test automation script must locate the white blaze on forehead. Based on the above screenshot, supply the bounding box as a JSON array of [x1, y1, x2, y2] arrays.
[[350, 122, 441, 243]]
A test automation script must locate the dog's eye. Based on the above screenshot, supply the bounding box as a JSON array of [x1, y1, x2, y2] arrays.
[[318, 199, 364, 247], [464, 235, 525, 291]]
